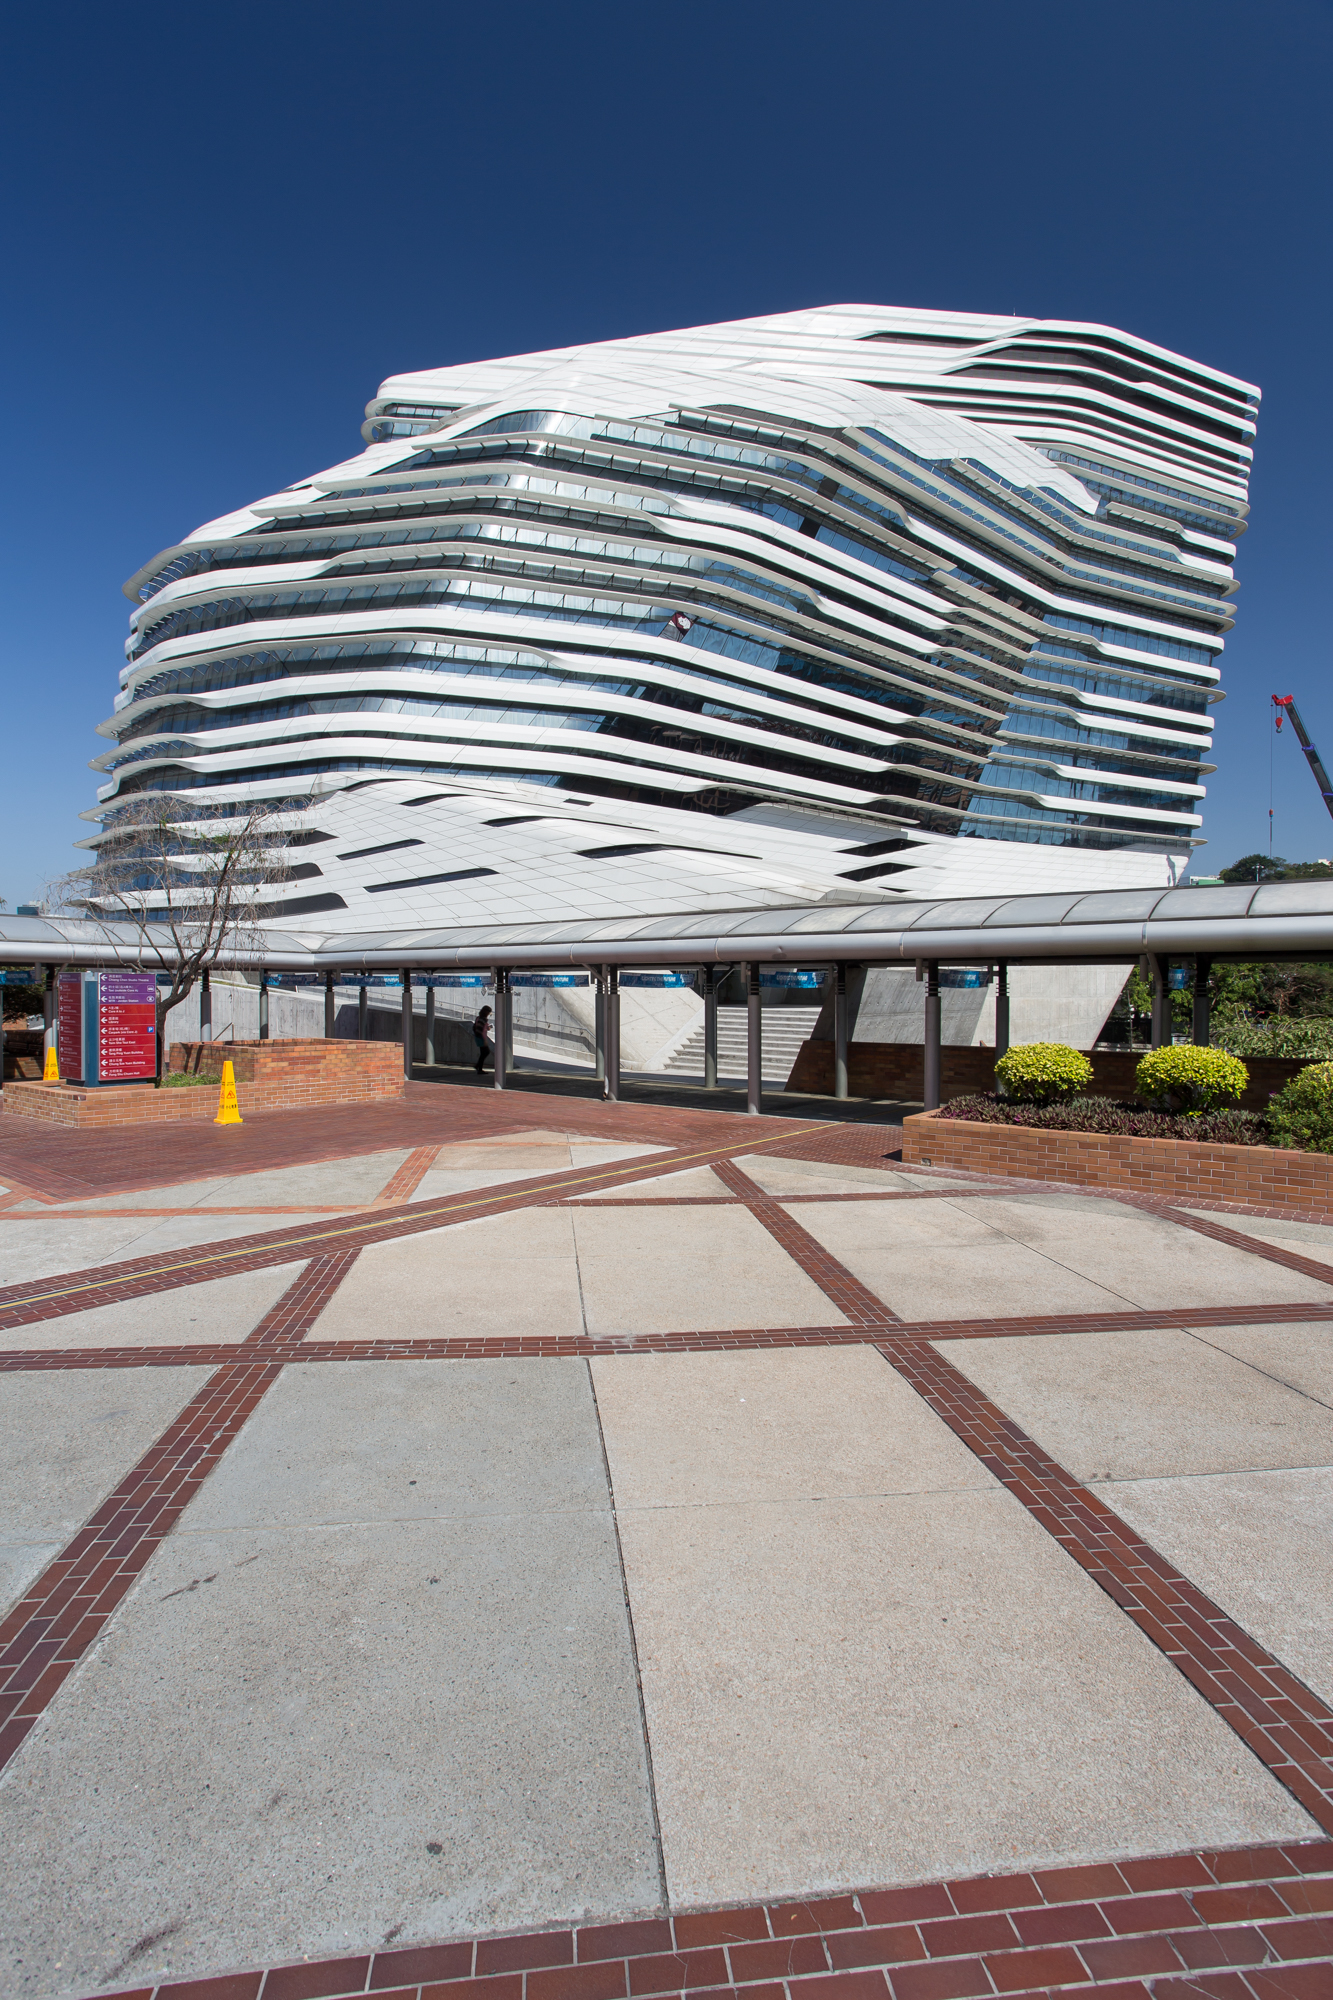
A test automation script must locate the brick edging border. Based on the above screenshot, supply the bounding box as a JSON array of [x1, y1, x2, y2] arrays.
[[85, 1837, 1333, 2000]]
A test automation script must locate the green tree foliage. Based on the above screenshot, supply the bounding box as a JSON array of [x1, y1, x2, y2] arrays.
[[1219, 854, 1333, 884], [1267, 1063, 1333, 1153]]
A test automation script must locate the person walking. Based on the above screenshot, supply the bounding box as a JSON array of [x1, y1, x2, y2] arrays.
[[473, 1003, 494, 1074]]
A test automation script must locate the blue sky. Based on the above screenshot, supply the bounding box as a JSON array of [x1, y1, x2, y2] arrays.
[[3, 0, 1330, 899]]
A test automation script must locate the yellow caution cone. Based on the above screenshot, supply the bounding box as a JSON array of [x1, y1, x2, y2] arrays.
[[214, 1059, 242, 1125], [42, 1044, 60, 1085]]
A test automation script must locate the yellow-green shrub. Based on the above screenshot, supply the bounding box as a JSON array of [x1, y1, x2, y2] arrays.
[[994, 1042, 1093, 1104], [1134, 1045, 1248, 1113]]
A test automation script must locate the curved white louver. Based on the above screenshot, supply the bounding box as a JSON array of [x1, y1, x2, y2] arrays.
[[90, 304, 1256, 923]]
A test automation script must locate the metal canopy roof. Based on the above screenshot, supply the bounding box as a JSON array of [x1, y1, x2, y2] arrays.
[[5, 879, 1333, 974]]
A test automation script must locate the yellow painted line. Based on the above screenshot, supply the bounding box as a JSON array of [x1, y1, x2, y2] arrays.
[[0, 1125, 820, 1315]]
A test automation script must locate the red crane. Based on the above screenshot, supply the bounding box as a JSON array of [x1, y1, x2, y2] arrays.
[[1272, 695, 1333, 823]]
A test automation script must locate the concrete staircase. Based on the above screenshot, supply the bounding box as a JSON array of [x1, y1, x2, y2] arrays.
[[657, 1006, 822, 1086]]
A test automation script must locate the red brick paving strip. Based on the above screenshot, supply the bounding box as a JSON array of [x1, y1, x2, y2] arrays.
[[0, 1255, 352, 1774], [87, 1840, 1333, 2000], [6, 1297, 1333, 1376], [711, 1159, 898, 1326], [877, 1334, 1333, 1836], [371, 1146, 441, 1206]]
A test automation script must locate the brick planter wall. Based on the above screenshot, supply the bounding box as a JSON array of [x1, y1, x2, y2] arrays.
[[787, 1038, 1310, 1111], [901, 1107, 1333, 1211], [1, 1039, 403, 1128]]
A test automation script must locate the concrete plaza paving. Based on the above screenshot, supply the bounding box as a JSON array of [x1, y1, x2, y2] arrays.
[[0, 1083, 1330, 2000]]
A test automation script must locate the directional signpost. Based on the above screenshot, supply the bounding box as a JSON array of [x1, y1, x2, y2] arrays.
[[51, 972, 158, 1086]]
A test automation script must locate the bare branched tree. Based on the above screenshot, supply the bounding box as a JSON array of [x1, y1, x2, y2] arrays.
[[50, 795, 294, 1081]]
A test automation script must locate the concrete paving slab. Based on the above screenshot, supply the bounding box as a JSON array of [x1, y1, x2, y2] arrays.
[[737, 1154, 935, 1196], [0, 1367, 212, 1615], [1183, 1207, 1333, 1254], [101, 1213, 331, 1258], [0, 1358, 660, 1995], [1100, 1465, 1333, 1706], [428, 1145, 573, 1176], [410, 1167, 566, 1202], [937, 1326, 1333, 1480], [194, 1149, 412, 1208], [0, 1261, 307, 1352], [573, 1166, 730, 1201], [595, 1349, 1313, 1907], [0, 1217, 183, 1286], [956, 1196, 1333, 1309], [186, 1357, 613, 1529], [793, 1199, 1124, 1319], [37, 1178, 234, 1212], [311, 1207, 587, 1341], [571, 1202, 846, 1335], [567, 1142, 669, 1167], [590, 1346, 991, 1509], [1195, 1322, 1333, 1406]]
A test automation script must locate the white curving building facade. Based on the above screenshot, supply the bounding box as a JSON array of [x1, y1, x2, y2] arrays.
[[87, 305, 1259, 1049]]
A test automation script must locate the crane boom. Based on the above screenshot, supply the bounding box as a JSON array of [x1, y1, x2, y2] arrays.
[[1272, 695, 1333, 822]]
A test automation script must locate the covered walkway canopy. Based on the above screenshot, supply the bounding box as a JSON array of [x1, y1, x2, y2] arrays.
[[6, 877, 1333, 1113]]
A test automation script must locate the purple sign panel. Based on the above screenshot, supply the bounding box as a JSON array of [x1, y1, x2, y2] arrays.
[[98, 971, 157, 1082]]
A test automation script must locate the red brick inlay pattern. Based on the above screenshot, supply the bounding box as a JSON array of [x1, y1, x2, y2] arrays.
[[6, 1298, 1333, 1376], [90, 1839, 1333, 2000], [371, 1146, 440, 1206], [877, 1335, 1333, 1835], [0, 1357, 281, 1773], [0, 1256, 352, 1774], [711, 1159, 898, 1326], [0, 1126, 814, 1333]]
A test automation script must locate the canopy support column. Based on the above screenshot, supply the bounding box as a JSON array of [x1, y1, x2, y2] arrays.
[[923, 962, 941, 1112], [747, 963, 763, 1116], [258, 972, 269, 1042], [201, 968, 212, 1042], [994, 961, 1010, 1058], [1149, 954, 1168, 1048], [703, 966, 718, 1090], [324, 969, 334, 1040], [834, 963, 849, 1100], [1193, 958, 1211, 1047], [604, 967, 620, 1101], [492, 970, 508, 1091], [401, 969, 413, 1079], [358, 983, 368, 1039], [424, 984, 436, 1065], [594, 970, 606, 1083]]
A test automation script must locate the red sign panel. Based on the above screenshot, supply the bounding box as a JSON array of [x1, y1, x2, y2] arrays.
[[98, 972, 157, 1082], [57, 977, 83, 1082]]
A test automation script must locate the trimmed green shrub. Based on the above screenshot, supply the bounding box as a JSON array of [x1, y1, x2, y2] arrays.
[[1134, 1044, 1248, 1114], [1266, 1061, 1333, 1153], [994, 1041, 1093, 1104]]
